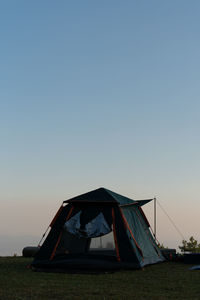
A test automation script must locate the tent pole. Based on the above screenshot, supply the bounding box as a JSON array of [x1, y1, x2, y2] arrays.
[[154, 197, 156, 241]]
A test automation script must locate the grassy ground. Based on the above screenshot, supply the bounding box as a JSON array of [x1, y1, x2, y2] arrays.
[[0, 257, 200, 300]]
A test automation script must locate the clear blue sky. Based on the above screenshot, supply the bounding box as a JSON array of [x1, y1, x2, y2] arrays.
[[1, 1, 200, 254]]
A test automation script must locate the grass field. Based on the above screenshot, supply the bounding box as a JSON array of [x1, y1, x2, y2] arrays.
[[0, 257, 200, 300]]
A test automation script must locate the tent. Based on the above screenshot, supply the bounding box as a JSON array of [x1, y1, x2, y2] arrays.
[[32, 187, 165, 271]]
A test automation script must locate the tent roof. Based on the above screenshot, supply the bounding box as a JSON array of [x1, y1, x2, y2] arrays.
[[64, 187, 153, 206]]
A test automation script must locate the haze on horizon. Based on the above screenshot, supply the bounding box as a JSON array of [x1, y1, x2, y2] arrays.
[[1, 0, 200, 255]]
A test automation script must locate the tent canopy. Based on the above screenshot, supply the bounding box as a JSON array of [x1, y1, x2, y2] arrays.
[[64, 187, 153, 205]]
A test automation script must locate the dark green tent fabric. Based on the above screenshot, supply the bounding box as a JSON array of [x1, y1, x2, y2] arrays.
[[32, 187, 165, 271], [64, 187, 137, 205], [121, 206, 163, 266]]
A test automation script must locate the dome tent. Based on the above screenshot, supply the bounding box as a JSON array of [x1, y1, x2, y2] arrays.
[[31, 187, 165, 271]]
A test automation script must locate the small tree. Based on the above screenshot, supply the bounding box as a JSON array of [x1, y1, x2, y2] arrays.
[[179, 236, 200, 253]]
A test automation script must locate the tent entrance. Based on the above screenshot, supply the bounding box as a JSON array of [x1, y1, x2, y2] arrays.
[[54, 206, 117, 262], [53, 231, 118, 268], [88, 231, 116, 257]]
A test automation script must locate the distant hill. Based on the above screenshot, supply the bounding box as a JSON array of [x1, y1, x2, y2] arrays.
[[0, 235, 39, 256]]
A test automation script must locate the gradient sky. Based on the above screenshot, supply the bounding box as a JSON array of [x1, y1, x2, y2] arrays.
[[1, 0, 200, 254]]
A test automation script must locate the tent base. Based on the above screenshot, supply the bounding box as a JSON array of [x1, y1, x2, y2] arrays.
[[32, 252, 142, 272], [32, 249, 165, 273]]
